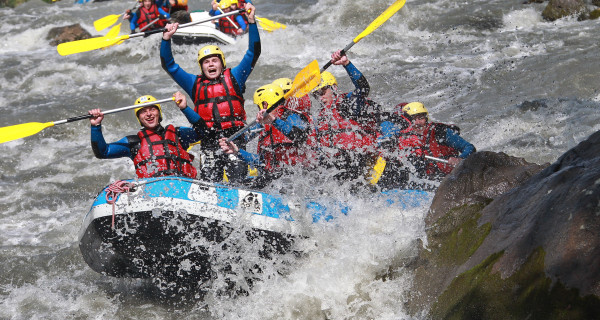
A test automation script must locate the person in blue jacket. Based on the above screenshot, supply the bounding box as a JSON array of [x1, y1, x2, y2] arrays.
[[125, 0, 170, 33], [160, 3, 259, 184], [88, 92, 209, 179], [312, 50, 381, 182], [209, 0, 248, 36], [377, 102, 476, 188]]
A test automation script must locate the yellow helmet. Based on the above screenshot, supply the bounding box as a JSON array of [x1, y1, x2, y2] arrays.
[[253, 84, 284, 110], [314, 71, 337, 92], [219, 0, 232, 9], [176, 0, 187, 5], [134, 95, 163, 125], [197, 45, 226, 70], [402, 102, 428, 118], [272, 78, 292, 93]]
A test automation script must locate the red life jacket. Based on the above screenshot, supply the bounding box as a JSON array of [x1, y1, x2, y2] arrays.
[[218, 14, 241, 35], [316, 95, 377, 153], [132, 125, 197, 179], [136, 4, 167, 30], [397, 122, 460, 175], [191, 68, 246, 131], [257, 107, 314, 172]]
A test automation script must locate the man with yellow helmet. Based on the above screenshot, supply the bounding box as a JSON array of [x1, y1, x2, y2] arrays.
[[88, 92, 210, 180], [312, 50, 380, 183], [376, 101, 476, 188], [218, 83, 315, 187], [160, 2, 259, 183]]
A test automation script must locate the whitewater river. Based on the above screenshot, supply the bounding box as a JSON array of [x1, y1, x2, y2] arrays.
[[1, 0, 600, 318]]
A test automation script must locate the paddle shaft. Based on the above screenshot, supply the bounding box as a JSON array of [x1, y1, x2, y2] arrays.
[[53, 98, 174, 126], [129, 9, 244, 39], [425, 155, 450, 164], [321, 0, 406, 72], [139, 17, 161, 32], [226, 98, 286, 142], [218, 7, 240, 30]]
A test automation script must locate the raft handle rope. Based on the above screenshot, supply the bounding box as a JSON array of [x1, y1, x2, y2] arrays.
[[105, 180, 137, 229]]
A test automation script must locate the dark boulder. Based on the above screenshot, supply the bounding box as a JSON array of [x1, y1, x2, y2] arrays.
[[408, 131, 600, 319], [46, 24, 92, 46], [542, 0, 587, 21]]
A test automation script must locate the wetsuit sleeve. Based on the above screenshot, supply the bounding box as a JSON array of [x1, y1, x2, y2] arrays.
[[230, 22, 261, 93], [91, 125, 132, 159], [235, 15, 247, 31], [344, 62, 370, 97], [158, 7, 170, 19], [130, 13, 138, 31], [160, 39, 198, 96], [272, 113, 309, 143], [181, 106, 210, 139], [238, 149, 262, 166], [177, 127, 199, 150], [445, 128, 476, 158], [379, 121, 401, 141], [342, 62, 370, 117]]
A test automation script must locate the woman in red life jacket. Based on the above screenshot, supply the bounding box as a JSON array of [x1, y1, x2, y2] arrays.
[[88, 92, 210, 179], [125, 0, 170, 33], [379, 102, 476, 186], [312, 50, 380, 183]]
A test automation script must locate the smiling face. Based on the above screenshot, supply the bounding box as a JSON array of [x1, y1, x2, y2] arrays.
[[201, 56, 223, 80], [137, 105, 161, 130], [142, 0, 152, 9]]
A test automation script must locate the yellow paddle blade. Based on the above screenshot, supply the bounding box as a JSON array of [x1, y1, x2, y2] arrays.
[[94, 14, 122, 32], [259, 23, 274, 32], [0, 122, 55, 144], [57, 34, 130, 56], [285, 60, 321, 99], [106, 23, 121, 38], [369, 156, 387, 185], [353, 0, 406, 43], [256, 16, 286, 30]]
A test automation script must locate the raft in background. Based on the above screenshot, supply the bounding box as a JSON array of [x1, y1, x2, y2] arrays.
[[78, 176, 431, 282], [172, 11, 236, 46]]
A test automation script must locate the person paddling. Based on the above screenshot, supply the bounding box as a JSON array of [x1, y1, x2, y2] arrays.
[[125, 0, 170, 33], [219, 83, 316, 188], [312, 50, 380, 183], [377, 102, 476, 188], [88, 92, 209, 179], [160, 3, 259, 184]]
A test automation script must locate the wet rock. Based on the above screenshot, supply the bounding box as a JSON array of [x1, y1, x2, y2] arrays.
[[408, 131, 600, 318], [542, 0, 587, 21], [46, 23, 92, 46], [427, 151, 547, 225]]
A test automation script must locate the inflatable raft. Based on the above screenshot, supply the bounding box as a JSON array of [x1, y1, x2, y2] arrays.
[[172, 11, 237, 46], [78, 177, 431, 281]]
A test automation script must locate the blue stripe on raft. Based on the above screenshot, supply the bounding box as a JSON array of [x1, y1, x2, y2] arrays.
[[216, 187, 239, 209], [261, 195, 292, 220]]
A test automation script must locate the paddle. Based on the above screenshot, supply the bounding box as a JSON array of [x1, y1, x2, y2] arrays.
[[425, 155, 451, 164], [227, 60, 321, 142], [57, 9, 244, 56], [94, 13, 124, 32], [0, 98, 175, 144], [94, 1, 140, 32], [217, 7, 240, 30], [256, 16, 286, 30], [321, 0, 406, 72]]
